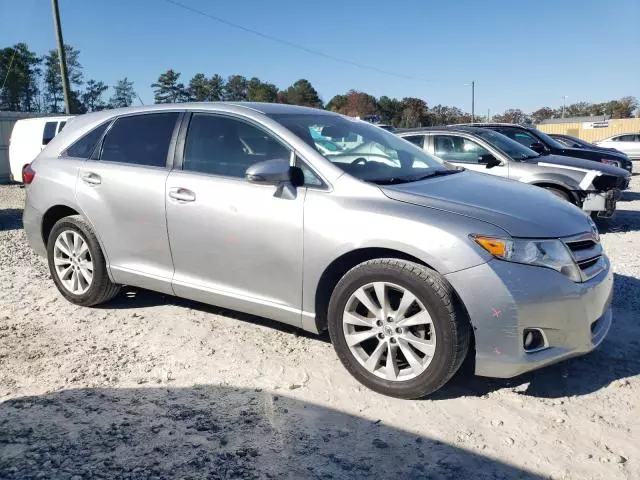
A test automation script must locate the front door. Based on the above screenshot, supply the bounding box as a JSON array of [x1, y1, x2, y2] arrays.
[[430, 134, 509, 177], [75, 112, 181, 293], [165, 113, 305, 326]]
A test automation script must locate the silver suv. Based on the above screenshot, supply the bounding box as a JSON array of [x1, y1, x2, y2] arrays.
[[23, 103, 613, 399]]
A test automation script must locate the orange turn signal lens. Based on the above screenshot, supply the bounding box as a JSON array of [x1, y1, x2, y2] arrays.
[[472, 236, 508, 258]]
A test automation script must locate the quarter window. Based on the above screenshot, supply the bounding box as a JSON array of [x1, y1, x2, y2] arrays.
[[99, 113, 179, 167], [183, 114, 290, 178], [65, 122, 109, 158], [433, 135, 491, 163]]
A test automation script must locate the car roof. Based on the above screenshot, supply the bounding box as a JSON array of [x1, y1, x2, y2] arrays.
[[397, 125, 495, 135], [454, 122, 530, 129]]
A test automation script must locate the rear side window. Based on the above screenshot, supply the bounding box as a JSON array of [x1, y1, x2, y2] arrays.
[[65, 122, 110, 158], [616, 134, 637, 142], [99, 113, 179, 167], [43, 121, 57, 145], [403, 135, 425, 148], [57, 121, 67, 133]]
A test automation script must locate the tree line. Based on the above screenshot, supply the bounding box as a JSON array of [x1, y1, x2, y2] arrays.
[[0, 43, 136, 113], [1, 43, 638, 128]]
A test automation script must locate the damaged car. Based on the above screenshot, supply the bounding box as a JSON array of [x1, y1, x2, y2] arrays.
[[398, 126, 631, 218]]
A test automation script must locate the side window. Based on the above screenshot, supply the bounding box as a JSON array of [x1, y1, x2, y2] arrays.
[[65, 122, 110, 158], [57, 121, 67, 133], [43, 121, 57, 145], [403, 135, 425, 148], [511, 131, 538, 148], [183, 114, 290, 178], [99, 113, 179, 167], [433, 135, 490, 163], [618, 134, 636, 142]]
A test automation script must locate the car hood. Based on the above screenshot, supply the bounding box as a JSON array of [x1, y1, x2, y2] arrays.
[[558, 146, 629, 162], [381, 170, 591, 238], [528, 154, 630, 178]]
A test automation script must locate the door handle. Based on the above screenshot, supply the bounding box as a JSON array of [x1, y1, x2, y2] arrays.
[[82, 172, 101, 185], [169, 188, 196, 202]]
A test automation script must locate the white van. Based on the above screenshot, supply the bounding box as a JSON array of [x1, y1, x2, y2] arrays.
[[9, 115, 74, 182]]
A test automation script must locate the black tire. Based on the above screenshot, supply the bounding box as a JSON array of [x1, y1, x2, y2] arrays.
[[328, 259, 470, 399], [47, 215, 120, 306], [544, 187, 571, 203]]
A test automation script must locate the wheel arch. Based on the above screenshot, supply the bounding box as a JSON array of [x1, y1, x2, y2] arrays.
[[312, 247, 467, 334], [40, 204, 114, 280], [528, 181, 580, 205]]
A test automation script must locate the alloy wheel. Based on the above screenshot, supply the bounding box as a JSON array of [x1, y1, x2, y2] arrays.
[[53, 229, 94, 295], [342, 282, 436, 381]]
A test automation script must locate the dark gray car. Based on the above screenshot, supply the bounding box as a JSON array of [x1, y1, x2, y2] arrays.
[[398, 126, 630, 218]]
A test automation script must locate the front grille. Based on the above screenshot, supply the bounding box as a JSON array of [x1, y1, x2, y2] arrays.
[[564, 232, 604, 282]]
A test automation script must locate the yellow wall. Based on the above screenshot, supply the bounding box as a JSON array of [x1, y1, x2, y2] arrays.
[[537, 118, 640, 142]]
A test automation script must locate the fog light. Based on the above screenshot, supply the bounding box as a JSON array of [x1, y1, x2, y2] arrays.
[[523, 328, 546, 352]]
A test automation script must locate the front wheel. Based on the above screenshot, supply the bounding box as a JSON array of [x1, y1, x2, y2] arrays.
[[47, 215, 120, 306], [328, 259, 470, 399], [544, 187, 571, 203]]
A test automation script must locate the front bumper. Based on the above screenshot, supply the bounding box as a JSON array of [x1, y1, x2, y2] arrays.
[[581, 190, 618, 217], [445, 257, 613, 378]]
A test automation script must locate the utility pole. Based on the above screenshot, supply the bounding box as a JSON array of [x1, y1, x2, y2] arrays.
[[51, 0, 72, 114], [471, 80, 475, 122], [561, 95, 568, 119], [487, 108, 490, 121]]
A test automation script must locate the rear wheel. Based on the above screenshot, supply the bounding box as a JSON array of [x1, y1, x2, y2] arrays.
[[47, 215, 120, 306], [328, 259, 470, 399]]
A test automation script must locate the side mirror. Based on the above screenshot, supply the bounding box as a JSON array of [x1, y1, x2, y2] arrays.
[[245, 158, 305, 201], [528, 142, 546, 154], [478, 154, 502, 168]]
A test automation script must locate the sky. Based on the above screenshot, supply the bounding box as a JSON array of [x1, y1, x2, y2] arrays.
[[1, 0, 639, 115]]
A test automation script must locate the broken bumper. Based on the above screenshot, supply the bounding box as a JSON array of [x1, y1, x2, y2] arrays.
[[445, 257, 613, 378], [581, 190, 618, 217]]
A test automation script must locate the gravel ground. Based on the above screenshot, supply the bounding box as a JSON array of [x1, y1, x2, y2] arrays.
[[1, 175, 639, 480]]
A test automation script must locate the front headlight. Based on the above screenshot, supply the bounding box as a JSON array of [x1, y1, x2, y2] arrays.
[[472, 235, 581, 282], [601, 158, 620, 168]]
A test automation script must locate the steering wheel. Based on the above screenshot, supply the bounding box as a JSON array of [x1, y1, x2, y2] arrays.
[[351, 157, 368, 166]]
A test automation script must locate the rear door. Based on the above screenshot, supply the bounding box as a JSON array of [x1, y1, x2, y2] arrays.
[[75, 112, 182, 293]]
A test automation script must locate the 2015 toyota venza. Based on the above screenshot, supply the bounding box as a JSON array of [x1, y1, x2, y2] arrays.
[[23, 103, 613, 398]]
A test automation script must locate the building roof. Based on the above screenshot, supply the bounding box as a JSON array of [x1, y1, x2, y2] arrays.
[[539, 116, 609, 124]]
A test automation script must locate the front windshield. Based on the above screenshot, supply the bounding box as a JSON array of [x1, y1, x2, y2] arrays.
[[533, 128, 566, 149], [475, 129, 539, 160], [269, 113, 452, 183]]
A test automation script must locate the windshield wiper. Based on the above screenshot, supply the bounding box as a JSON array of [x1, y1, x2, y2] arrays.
[[369, 169, 463, 185]]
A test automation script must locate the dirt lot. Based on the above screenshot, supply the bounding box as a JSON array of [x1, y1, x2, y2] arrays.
[[1, 175, 639, 480]]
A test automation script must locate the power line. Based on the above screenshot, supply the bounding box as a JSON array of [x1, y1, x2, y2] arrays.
[[163, 0, 437, 84]]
